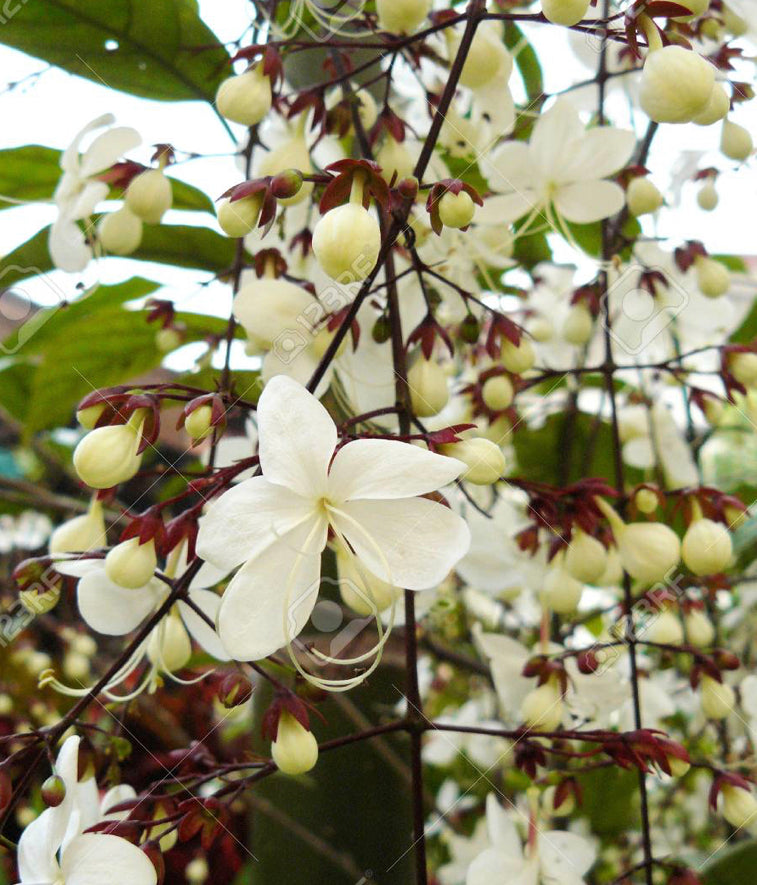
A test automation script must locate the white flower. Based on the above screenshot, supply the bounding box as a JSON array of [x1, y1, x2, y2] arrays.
[[480, 99, 635, 231], [466, 794, 596, 885], [196, 376, 470, 673], [50, 114, 141, 272], [15, 736, 156, 885]]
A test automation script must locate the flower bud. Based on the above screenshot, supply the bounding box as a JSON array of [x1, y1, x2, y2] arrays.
[[562, 303, 594, 346], [438, 190, 476, 229], [98, 207, 143, 255], [700, 674, 735, 719], [377, 136, 415, 184], [694, 255, 730, 298], [184, 404, 214, 442], [312, 204, 381, 283], [215, 66, 272, 126], [721, 784, 757, 828], [259, 138, 312, 206], [73, 412, 145, 489], [635, 488, 658, 514], [217, 194, 263, 237], [356, 91, 378, 130], [337, 548, 398, 614], [626, 177, 664, 216], [271, 711, 319, 775], [20, 583, 60, 616], [155, 328, 182, 352], [692, 83, 730, 126], [481, 375, 513, 411], [682, 516, 732, 575], [640, 46, 715, 124], [729, 352, 757, 387], [407, 357, 449, 417], [697, 180, 719, 211], [595, 498, 680, 585], [147, 610, 191, 673], [372, 314, 391, 344], [448, 23, 511, 90], [218, 672, 254, 708], [105, 537, 157, 589], [460, 313, 480, 343], [500, 337, 535, 374], [270, 168, 305, 201], [541, 0, 591, 26], [76, 402, 107, 430], [596, 546, 623, 586], [721, 120, 753, 161], [41, 774, 66, 808], [376, 0, 430, 33], [645, 609, 684, 646], [542, 563, 584, 614], [521, 679, 563, 731], [528, 316, 554, 342], [440, 438, 506, 485], [684, 609, 715, 647], [125, 169, 173, 224], [49, 498, 106, 554], [563, 530, 607, 584]]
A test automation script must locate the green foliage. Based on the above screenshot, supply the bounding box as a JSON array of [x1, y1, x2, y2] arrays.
[[579, 765, 638, 837], [702, 839, 757, 884], [0, 0, 230, 102]]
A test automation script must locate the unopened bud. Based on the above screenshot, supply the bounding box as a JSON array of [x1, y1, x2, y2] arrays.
[[521, 679, 563, 731], [635, 488, 659, 514], [215, 66, 272, 127], [41, 774, 66, 807], [371, 314, 392, 344], [184, 404, 215, 442], [563, 530, 607, 584], [218, 672, 254, 708], [682, 515, 732, 576], [270, 168, 304, 200], [73, 412, 146, 489], [500, 337, 535, 374], [697, 180, 719, 211], [541, 0, 591, 26], [312, 204, 381, 283], [407, 357, 449, 417], [217, 194, 263, 238], [459, 314, 480, 343], [542, 563, 584, 614], [721, 783, 757, 828], [640, 46, 715, 125], [271, 711, 319, 775], [397, 176, 419, 201], [645, 609, 684, 646], [694, 255, 730, 299], [481, 375, 513, 411], [439, 437, 506, 485], [125, 169, 173, 224], [76, 402, 107, 430], [728, 352, 757, 388], [721, 120, 753, 162], [155, 327, 183, 352], [626, 177, 664, 216], [700, 674, 735, 719], [105, 537, 157, 589], [562, 303, 594, 346], [684, 609, 715, 647], [49, 498, 106, 554], [98, 207, 143, 255], [438, 190, 476, 229]]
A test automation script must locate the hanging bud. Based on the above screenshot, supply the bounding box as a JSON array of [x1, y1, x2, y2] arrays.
[[542, 559, 584, 614], [562, 303, 594, 346], [215, 65, 272, 126], [98, 207, 143, 255], [541, 0, 590, 26], [446, 22, 512, 90], [439, 438, 506, 485], [184, 405, 214, 442], [459, 314, 480, 343], [41, 774, 66, 808], [700, 674, 735, 719], [595, 498, 681, 584], [640, 45, 715, 124], [217, 672, 254, 708], [697, 180, 719, 211], [563, 529, 607, 584], [500, 336, 535, 374], [125, 169, 173, 224], [271, 711, 319, 775], [105, 537, 157, 589], [729, 352, 757, 388], [626, 177, 664, 216], [376, 136, 415, 184], [260, 138, 312, 206], [376, 0, 431, 33], [721, 120, 754, 162], [682, 505, 732, 575], [312, 204, 381, 283], [521, 678, 564, 731], [73, 411, 146, 489], [721, 783, 757, 829], [684, 608, 715, 647], [438, 190, 476, 229], [692, 83, 730, 127], [645, 609, 684, 646], [147, 610, 191, 673], [481, 375, 514, 411], [155, 327, 182, 352], [407, 357, 449, 417], [217, 193, 263, 238], [49, 498, 106, 554], [372, 314, 392, 344], [635, 488, 659, 514], [694, 255, 730, 298]]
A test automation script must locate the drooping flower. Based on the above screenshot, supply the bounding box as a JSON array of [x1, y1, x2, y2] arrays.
[[480, 99, 635, 234], [50, 114, 141, 272], [196, 375, 470, 683], [15, 735, 156, 885]]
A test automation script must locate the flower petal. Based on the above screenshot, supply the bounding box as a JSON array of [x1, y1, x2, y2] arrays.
[[217, 515, 327, 661], [563, 126, 636, 182], [60, 114, 115, 173], [481, 141, 535, 195], [328, 439, 464, 501], [196, 475, 315, 574], [77, 570, 163, 635], [17, 809, 62, 884], [554, 180, 625, 224], [330, 497, 470, 590], [178, 589, 230, 661], [539, 831, 596, 881], [62, 833, 157, 885], [79, 127, 141, 178], [485, 794, 523, 856], [530, 99, 584, 177], [466, 849, 537, 885], [476, 191, 540, 225], [256, 375, 336, 498], [49, 218, 92, 272]]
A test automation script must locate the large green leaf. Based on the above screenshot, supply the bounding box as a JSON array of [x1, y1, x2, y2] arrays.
[[0, 145, 215, 213], [702, 839, 757, 884], [0, 0, 229, 102]]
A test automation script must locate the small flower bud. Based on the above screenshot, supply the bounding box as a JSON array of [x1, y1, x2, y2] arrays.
[[41, 774, 66, 807], [528, 316, 554, 342], [541, 0, 590, 25], [563, 529, 607, 584], [377, 136, 415, 184], [542, 563, 584, 614], [500, 337, 535, 374], [312, 204, 381, 283], [438, 190, 476, 229], [218, 672, 254, 708], [721, 120, 753, 162], [635, 488, 659, 514], [645, 609, 684, 646], [721, 783, 757, 828], [184, 404, 215, 442], [271, 711, 319, 775], [697, 180, 719, 211], [397, 176, 419, 201], [682, 515, 732, 576], [521, 679, 563, 731], [640, 46, 715, 124], [98, 207, 143, 255], [700, 674, 735, 719], [626, 177, 664, 216], [684, 609, 715, 647], [371, 314, 392, 344], [73, 412, 146, 489], [729, 352, 757, 388], [694, 255, 730, 298], [376, 0, 431, 33], [49, 498, 106, 554], [562, 303, 594, 346], [125, 169, 173, 224], [270, 168, 305, 201], [439, 437, 506, 485], [217, 194, 263, 238], [105, 537, 157, 589], [407, 357, 449, 417], [459, 314, 480, 343], [261, 138, 312, 206], [447, 23, 511, 90], [576, 650, 599, 674], [155, 327, 183, 352], [147, 610, 191, 673], [481, 375, 513, 411], [215, 66, 272, 126]]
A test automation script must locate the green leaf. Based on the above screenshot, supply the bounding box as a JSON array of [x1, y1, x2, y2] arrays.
[[0, 145, 215, 213], [504, 23, 544, 106], [0, 0, 230, 102], [702, 839, 757, 884]]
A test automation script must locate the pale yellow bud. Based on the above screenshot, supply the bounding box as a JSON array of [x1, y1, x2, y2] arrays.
[[692, 83, 730, 126], [542, 561, 584, 614], [215, 66, 272, 126], [76, 403, 107, 430], [645, 609, 684, 646], [563, 530, 607, 584], [147, 610, 191, 673], [438, 190, 476, 229], [635, 488, 659, 514], [721, 784, 757, 828], [125, 170, 172, 224], [155, 328, 182, 352], [521, 680, 563, 731], [729, 352, 757, 387], [700, 674, 735, 719], [407, 357, 449, 417], [562, 303, 594, 346], [105, 537, 157, 589], [682, 516, 732, 575], [337, 548, 398, 614], [721, 120, 753, 161], [541, 0, 591, 26], [376, 136, 415, 184], [73, 412, 145, 489], [694, 255, 730, 298], [667, 755, 691, 778], [98, 207, 142, 255], [185, 404, 214, 442], [597, 546, 623, 586], [440, 438, 505, 485], [271, 711, 319, 775], [500, 337, 535, 374], [697, 180, 719, 211], [258, 136, 313, 206], [627, 177, 664, 216], [640, 46, 715, 124], [481, 375, 513, 411], [217, 194, 263, 237], [312, 204, 381, 283], [49, 499, 106, 554], [723, 4, 748, 36], [377, 0, 430, 31], [447, 23, 512, 89], [684, 608, 715, 647]]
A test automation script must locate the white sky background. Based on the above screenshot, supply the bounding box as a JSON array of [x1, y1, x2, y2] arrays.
[[0, 0, 756, 362]]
